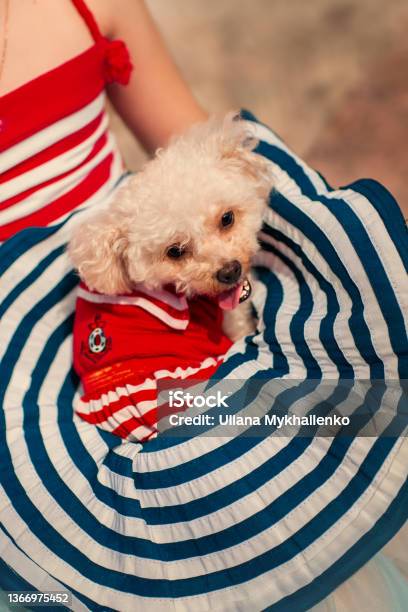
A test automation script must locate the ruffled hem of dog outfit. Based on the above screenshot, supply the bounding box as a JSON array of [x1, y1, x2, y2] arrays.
[[75, 355, 226, 442]]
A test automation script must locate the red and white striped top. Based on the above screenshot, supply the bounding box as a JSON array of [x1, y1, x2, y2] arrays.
[[0, 0, 132, 241]]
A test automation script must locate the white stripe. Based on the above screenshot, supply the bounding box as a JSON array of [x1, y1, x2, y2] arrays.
[[0, 135, 115, 226], [251, 121, 405, 378], [1, 112, 109, 202], [50, 150, 124, 227], [246, 120, 329, 193], [256, 233, 343, 376], [75, 359, 221, 418], [0, 93, 105, 174], [77, 286, 189, 330], [0, 257, 73, 364], [336, 187, 408, 333], [132, 283, 189, 310], [254, 248, 308, 376], [263, 189, 397, 378], [0, 203, 81, 302], [0, 519, 88, 612], [0, 158, 121, 284], [76, 398, 156, 431]]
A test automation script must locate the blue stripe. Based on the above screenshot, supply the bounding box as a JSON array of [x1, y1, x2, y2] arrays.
[[0, 246, 65, 319], [253, 265, 289, 373], [253, 121, 406, 379], [264, 188, 384, 378], [259, 241, 321, 377], [0, 273, 77, 397], [0, 173, 128, 275], [0, 526, 115, 612], [314, 194, 406, 378], [0, 527, 64, 612], [0, 223, 65, 275], [260, 224, 354, 376], [0, 525, 36, 593], [349, 178, 408, 273]]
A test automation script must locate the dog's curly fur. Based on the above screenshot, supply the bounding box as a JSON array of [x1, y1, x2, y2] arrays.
[[69, 112, 273, 340]]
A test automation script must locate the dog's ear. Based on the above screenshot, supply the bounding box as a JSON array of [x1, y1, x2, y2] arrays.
[[68, 209, 131, 295], [219, 112, 272, 200]]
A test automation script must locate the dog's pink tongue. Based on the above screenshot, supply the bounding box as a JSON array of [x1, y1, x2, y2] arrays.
[[217, 284, 243, 311]]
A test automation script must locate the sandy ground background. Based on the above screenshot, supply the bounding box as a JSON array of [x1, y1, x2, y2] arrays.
[[111, 0, 408, 215]]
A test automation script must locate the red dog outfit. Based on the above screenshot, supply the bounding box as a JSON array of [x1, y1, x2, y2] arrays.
[[73, 283, 232, 442]]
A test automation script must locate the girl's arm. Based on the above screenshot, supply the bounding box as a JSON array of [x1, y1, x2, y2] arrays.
[[91, 0, 208, 154]]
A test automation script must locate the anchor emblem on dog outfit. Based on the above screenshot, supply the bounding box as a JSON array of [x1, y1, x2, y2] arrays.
[[81, 314, 112, 363], [88, 326, 107, 353]]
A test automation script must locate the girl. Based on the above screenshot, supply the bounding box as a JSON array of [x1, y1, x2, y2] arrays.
[[0, 1, 407, 610]]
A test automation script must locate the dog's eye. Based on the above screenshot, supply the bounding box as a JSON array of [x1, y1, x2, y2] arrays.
[[221, 211, 234, 228], [166, 244, 185, 259]]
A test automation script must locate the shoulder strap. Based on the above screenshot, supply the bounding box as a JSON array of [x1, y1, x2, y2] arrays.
[[71, 0, 103, 42]]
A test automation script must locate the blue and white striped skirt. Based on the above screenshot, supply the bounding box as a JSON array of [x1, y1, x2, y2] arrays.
[[0, 112, 407, 611]]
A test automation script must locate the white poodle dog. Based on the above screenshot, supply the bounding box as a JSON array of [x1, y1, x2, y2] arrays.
[[69, 112, 273, 341]]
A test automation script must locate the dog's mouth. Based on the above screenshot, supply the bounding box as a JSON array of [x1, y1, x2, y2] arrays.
[[217, 278, 252, 310]]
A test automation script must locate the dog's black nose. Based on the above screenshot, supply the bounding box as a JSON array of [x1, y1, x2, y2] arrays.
[[216, 260, 242, 284]]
